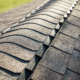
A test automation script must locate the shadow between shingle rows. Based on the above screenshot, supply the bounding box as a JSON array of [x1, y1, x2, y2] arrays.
[[0, 0, 74, 35], [0, 0, 78, 79], [17, 0, 79, 80]]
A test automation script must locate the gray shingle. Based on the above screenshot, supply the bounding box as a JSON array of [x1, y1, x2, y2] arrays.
[[50, 1, 72, 7], [31, 65, 63, 80], [0, 69, 19, 80], [49, 3, 70, 10], [75, 4, 80, 11], [37, 11, 62, 19], [40, 47, 70, 74], [9, 24, 52, 35], [42, 8, 65, 15], [0, 29, 48, 42], [0, 36, 42, 50], [67, 15, 80, 27], [78, 1, 80, 5], [75, 40, 80, 51], [63, 70, 80, 80], [29, 15, 59, 23], [72, 9, 80, 18], [25, 19, 57, 29], [46, 6, 68, 12], [51, 33, 77, 54], [60, 22, 80, 39], [0, 43, 36, 61], [0, 52, 27, 73], [68, 50, 80, 74]]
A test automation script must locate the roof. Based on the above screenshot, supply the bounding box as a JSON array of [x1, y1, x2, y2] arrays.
[[0, 0, 80, 80]]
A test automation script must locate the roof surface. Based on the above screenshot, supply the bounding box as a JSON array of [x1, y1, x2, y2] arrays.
[[0, 0, 80, 80]]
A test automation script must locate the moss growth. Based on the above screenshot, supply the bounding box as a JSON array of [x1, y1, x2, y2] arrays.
[[0, 0, 33, 13]]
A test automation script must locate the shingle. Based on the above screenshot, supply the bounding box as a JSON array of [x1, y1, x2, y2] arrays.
[[42, 8, 65, 15], [67, 15, 80, 27], [37, 11, 62, 19], [51, 33, 77, 54], [0, 36, 42, 51], [75, 40, 80, 51], [63, 70, 80, 80], [0, 43, 35, 61], [0, 29, 48, 42], [78, 1, 80, 5], [47, 6, 68, 12], [29, 15, 59, 23], [31, 65, 63, 80], [0, 52, 27, 73], [0, 69, 19, 80], [75, 4, 80, 11], [49, 3, 70, 10], [25, 19, 57, 29], [68, 50, 80, 74], [40, 47, 70, 74], [50, 1, 72, 7], [9, 24, 52, 35], [61, 0, 74, 4], [60, 22, 80, 39], [78, 36, 80, 42], [72, 9, 80, 18]]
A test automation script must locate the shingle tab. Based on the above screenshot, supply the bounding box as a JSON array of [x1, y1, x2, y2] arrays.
[[0, 43, 36, 61], [42, 8, 65, 15], [78, 0, 80, 5], [0, 36, 42, 51], [9, 24, 52, 35], [29, 15, 59, 23], [24, 19, 57, 29], [75, 4, 80, 10], [31, 65, 63, 80], [40, 47, 70, 74], [0, 29, 48, 42], [49, 3, 70, 9], [37, 11, 63, 19], [67, 15, 80, 27], [60, 22, 80, 39], [72, 9, 80, 18], [0, 52, 27, 73], [51, 33, 77, 54], [47, 6, 68, 12], [50, 1, 72, 7], [75, 40, 80, 51], [68, 50, 80, 74], [0, 69, 19, 80], [63, 70, 80, 80]]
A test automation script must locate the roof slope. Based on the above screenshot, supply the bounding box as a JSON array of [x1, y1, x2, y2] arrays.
[[0, 0, 79, 80]]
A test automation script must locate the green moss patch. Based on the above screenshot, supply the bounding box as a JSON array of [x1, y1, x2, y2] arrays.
[[0, 0, 33, 13]]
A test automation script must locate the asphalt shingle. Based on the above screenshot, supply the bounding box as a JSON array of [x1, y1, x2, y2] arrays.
[[0, 52, 27, 73], [51, 33, 77, 54], [60, 22, 80, 39], [68, 50, 80, 74], [67, 15, 80, 27], [37, 11, 63, 19], [40, 47, 70, 74], [31, 65, 63, 80], [63, 69, 80, 80], [0, 29, 48, 42], [42, 8, 65, 15], [72, 9, 80, 18]]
